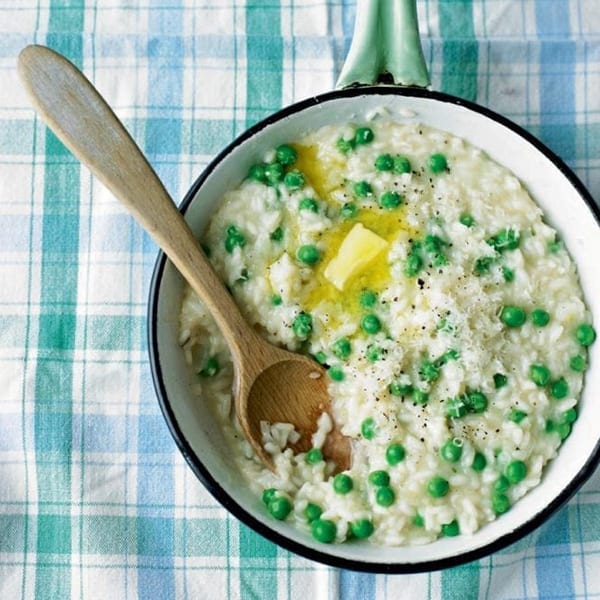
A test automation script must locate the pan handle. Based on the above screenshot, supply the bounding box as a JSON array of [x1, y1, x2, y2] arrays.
[[336, 0, 430, 89]]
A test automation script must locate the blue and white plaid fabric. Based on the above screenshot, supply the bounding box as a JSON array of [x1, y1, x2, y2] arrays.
[[2, 1, 599, 598]]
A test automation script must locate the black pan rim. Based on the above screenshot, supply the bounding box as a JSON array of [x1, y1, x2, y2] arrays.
[[148, 85, 600, 573]]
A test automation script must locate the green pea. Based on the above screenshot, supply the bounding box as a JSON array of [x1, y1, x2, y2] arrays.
[[311, 518, 337, 543], [361, 314, 381, 334], [355, 127, 374, 145], [385, 443, 406, 465], [502, 266, 515, 282], [442, 348, 458, 363], [550, 377, 569, 400], [328, 366, 345, 381], [423, 234, 446, 254], [474, 256, 494, 275], [313, 351, 328, 365], [270, 226, 284, 241], [548, 238, 563, 253], [500, 305, 526, 327], [492, 492, 511, 515], [412, 513, 425, 527], [248, 163, 267, 183], [275, 144, 297, 166], [466, 391, 488, 414], [472, 452, 487, 472], [576, 323, 596, 346], [305, 448, 323, 465], [509, 409, 527, 424], [304, 503, 322, 522], [296, 244, 321, 265], [332, 337, 352, 360], [545, 419, 556, 433], [404, 251, 423, 277], [561, 408, 577, 424], [569, 354, 587, 372], [299, 197, 319, 212], [428, 244, 448, 267], [353, 180, 373, 198], [268, 496, 292, 520], [494, 475, 510, 493], [436, 348, 460, 366], [487, 228, 520, 252], [412, 388, 429, 405], [374, 153, 394, 171], [350, 519, 374, 539], [361, 417, 376, 440], [441, 520, 460, 537], [336, 136, 355, 154], [271, 294, 282, 306], [531, 308, 550, 327], [446, 396, 467, 418], [440, 438, 463, 463], [393, 155, 411, 174], [375, 486, 396, 507], [368, 470, 390, 487], [262, 488, 277, 506], [224, 225, 246, 253], [199, 356, 220, 377], [493, 373, 508, 389], [226, 224, 242, 236], [292, 312, 312, 340], [505, 460, 527, 484], [359, 289, 378, 308], [340, 202, 358, 219], [419, 360, 440, 382], [284, 169, 305, 191], [333, 473, 353, 494], [429, 153, 448, 173], [530, 364, 551, 386], [427, 476, 450, 498], [366, 345, 382, 362], [389, 380, 413, 397], [264, 162, 285, 185], [557, 422, 572, 441], [379, 191, 403, 210], [459, 213, 475, 227]]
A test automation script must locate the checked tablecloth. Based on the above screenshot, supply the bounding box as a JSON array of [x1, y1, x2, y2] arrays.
[[2, 0, 600, 598]]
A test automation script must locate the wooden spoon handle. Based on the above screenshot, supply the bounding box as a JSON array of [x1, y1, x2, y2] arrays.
[[18, 44, 257, 356]]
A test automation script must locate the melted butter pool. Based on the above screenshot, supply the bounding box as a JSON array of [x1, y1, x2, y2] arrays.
[[291, 145, 417, 319], [293, 143, 345, 200]]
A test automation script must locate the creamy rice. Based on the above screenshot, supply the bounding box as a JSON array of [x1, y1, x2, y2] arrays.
[[179, 119, 595, 546]]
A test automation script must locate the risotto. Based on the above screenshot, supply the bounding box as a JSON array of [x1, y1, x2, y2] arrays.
[[179, 119, 595, 546]]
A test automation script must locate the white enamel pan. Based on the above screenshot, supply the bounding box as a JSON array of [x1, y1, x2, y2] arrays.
[[149, 0, 600, 572]]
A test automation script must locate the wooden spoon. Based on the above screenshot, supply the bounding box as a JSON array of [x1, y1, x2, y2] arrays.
[[18, 44, 350, 472]]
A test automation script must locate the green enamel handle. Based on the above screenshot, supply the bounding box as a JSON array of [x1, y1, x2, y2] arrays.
[[336, 0, 430, 89]]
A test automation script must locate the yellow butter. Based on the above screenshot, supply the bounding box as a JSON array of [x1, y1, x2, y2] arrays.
[[323, 223, 388, 290]]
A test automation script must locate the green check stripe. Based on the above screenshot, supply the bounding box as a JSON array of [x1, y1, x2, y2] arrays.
[[34, 3, 84, 599], [439, 0, 479, 101], [241, 1, 285, 593], [240, 523, 279, 596], [441, 560, 482, 600], [245, 0, 283, 127]]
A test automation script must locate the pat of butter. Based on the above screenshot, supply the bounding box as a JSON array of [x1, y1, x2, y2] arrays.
[[324, 223, 388, 290]]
